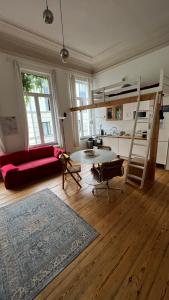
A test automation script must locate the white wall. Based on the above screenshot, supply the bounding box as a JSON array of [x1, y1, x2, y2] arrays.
[[0, 52, 76, 153], [0, 53, 25, 152], [94, 107, 135, 136], [93, 45, 169, 88]]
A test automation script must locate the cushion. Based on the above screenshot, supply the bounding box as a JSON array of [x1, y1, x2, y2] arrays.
[[0, 151, 29, 167], [18, 157, 58, 171], [1, 164, 18, 177], [29, 146, 54, 161], [53, 147, 64, 158]]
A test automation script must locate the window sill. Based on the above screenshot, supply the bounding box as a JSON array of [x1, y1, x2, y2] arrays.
[[80, 136, 91, 140], [28, 141, 59, 149]]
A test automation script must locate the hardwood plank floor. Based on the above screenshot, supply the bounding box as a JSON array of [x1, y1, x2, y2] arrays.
[[0, 165, 169, 300]]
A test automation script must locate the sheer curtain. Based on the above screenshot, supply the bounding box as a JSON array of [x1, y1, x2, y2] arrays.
[[51, 70, 63, 147], [13, 60, 29, 149], [69, 74, 80, 148], [0, 124, 6, 154]]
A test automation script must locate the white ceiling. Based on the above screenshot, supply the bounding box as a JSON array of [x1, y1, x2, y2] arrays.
[[0, 0, 169, 72]]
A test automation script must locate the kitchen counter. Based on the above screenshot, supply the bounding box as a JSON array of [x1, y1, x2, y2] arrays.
[[98, 135, 147, 140], [100, 135, 147, 160]]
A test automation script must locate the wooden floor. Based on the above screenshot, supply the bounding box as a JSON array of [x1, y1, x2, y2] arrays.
[[1, 165, 169, 300]]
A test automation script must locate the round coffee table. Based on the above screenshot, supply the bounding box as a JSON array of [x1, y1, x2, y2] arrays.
[[70, 149, 117, 165], [70, 149, 120, 198]]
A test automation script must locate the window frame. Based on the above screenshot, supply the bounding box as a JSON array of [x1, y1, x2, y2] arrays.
[[73, 76, 95, 139], [22, 72, 58, 147], [42, 121, 52, 137]]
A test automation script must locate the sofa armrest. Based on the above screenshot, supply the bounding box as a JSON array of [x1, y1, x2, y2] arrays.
[[53, 147, 64, 158], [1, 164, 18, 177]]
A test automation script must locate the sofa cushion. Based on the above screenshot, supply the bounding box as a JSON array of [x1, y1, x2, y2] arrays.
[[29, 146, 54, 161], [1, 164, 19, 177], [18, 157, 58, 171], [53, 147, 64, 158], [0, 151, 29, 167]]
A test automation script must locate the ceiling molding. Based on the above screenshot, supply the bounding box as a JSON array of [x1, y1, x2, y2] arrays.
[[0, 32, 93, 74], [93, 40, 169, 73], [0, 18, 93, 69], [1, 18, 169, 75]]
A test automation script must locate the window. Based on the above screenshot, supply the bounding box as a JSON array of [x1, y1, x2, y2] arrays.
[[42, 122, 52, 137], [22, 72, 57, 146], [74, 78, 95, 138]]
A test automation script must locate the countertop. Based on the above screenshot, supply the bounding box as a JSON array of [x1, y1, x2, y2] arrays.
[[97, 135, 147, 140]]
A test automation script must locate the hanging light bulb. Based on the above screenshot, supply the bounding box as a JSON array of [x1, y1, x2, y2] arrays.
[[60, 47, 69, 63], [43, 0, 54, 24], [59, 0, 70, 63]]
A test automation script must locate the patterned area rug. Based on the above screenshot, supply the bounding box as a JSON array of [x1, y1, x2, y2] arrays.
[[0, 189, 98, 300]]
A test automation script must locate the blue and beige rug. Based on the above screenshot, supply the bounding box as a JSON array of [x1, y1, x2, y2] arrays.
[[0, 189, 98, 300]]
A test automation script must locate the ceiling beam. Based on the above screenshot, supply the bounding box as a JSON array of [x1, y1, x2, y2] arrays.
[[70, 93, 156, 112]]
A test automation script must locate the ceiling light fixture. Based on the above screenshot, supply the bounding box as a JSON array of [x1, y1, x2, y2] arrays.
[[59, 0, 69, 63], [43, 0, 54, 24]]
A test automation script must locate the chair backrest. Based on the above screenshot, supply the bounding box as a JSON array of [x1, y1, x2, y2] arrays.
[[59, 153, 69, 172], [91, 158, 124, 183], [100, 159, 124, 181], [97, 145, 111, 151]]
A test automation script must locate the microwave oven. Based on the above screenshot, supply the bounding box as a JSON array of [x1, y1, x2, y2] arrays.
[[133, 111, 149, 119]]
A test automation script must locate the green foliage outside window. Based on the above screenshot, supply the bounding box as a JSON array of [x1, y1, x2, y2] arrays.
[[22, 73, 49, 104]]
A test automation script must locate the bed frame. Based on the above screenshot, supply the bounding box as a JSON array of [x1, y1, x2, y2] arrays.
[[70, 70, 169, 112], [70, 70, 169, 188]]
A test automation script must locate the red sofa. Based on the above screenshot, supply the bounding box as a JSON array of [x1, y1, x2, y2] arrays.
[[0, 145, 64, 189]]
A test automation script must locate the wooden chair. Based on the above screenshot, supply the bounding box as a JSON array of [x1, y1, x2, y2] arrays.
[[91, 158, 124, 201], [60, 153, 82, 189]]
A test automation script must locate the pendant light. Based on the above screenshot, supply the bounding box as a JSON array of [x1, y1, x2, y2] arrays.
[[59, 0, 69, 63], [43, 0, 54, 24]]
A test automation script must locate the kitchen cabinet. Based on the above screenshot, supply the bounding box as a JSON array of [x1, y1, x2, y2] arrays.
[[156, 141, 168, 165], [106, 105, 123, 120], [118, 139, 131, 157], [139, 100, 150, 111], [123, 101, 150, 121], [112, 138, 119, 154], [116, 138, 147, 159], [102, 137, 169, 165], [102, 137, 119, 154], [132, 140, 147, 157], [123, 103, 134, 120]]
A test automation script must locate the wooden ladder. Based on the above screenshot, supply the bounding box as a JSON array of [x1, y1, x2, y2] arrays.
[[125, 78, 161, 189]]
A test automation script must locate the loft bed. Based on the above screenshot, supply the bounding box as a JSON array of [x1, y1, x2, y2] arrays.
[[70, 70, 169, 112], [70, 70, 169, 188]]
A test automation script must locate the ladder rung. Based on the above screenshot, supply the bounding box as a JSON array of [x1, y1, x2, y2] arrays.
[[133, 142, 146, 146], [125, 87, 159, 190], [133, 137, 147, 140], [137, 121, 149, 123], [127, 174, 142, 181], [137, 109, 151, 112], [131, 154, 145, 159], [128, 163, 144, 170]]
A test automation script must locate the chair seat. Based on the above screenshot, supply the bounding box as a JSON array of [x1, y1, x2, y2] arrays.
[[90, 159, 124, 200], [66, 165, 81, 173], [60, 152, 82, 189]]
